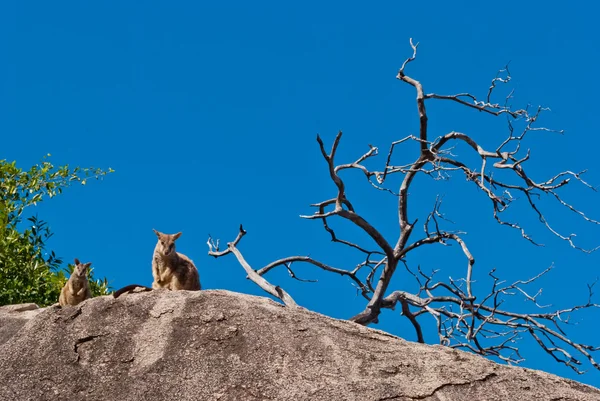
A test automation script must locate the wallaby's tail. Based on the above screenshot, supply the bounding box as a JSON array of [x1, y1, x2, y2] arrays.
[[113, 284, 153, 298]]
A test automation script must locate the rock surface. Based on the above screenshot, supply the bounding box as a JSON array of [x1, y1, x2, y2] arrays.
[[0, 289, 598, 401], [0, 302, 43, 346]]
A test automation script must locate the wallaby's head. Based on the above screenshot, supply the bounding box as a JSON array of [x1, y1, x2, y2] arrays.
[[153, 229, 182, 257], [73, 258, 91, 277]]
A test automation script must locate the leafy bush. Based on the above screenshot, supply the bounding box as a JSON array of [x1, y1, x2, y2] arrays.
[[0, 155, 113, 306]]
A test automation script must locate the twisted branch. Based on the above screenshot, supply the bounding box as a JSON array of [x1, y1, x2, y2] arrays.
[[209, 38, 600, 374]]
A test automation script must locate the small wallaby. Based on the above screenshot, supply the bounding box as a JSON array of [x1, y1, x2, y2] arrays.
[[152, 229, 201, 291], [58, 258, 93, 306]]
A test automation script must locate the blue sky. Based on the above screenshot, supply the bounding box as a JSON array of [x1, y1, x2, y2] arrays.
[[2, 0, 600, 387]]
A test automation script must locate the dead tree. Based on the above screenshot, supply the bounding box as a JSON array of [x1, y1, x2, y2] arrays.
[[208, 39, 600, 374]]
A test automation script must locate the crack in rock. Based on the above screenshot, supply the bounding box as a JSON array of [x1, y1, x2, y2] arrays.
[[377, 372, 499, 401], [73, 334, 105, 362], [414, 372, 498, 400], [66, 308, 82, 320]]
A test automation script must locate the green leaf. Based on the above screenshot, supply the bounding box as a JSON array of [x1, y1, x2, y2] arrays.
[[0, 156, 114, 306]]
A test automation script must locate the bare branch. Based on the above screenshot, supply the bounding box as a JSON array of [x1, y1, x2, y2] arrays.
[[208, 226, 297, 307], [301, 133, 396, 259], [257, 255, 370, 299], [209, 38, 600, 374]]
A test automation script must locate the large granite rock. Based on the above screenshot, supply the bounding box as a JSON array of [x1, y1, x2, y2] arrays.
[[0, 290, 598, 400]]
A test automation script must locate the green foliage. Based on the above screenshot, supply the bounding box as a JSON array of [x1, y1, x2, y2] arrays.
[[0, 155, 113, 306]]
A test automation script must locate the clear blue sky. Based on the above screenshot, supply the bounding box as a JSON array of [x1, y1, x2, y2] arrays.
[[2, 0, 600, 388]]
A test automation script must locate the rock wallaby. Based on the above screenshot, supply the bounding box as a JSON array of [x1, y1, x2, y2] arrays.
[[58, 258, 92, 306], [152, 229, 201, 291], [113, 229, 201, 299]]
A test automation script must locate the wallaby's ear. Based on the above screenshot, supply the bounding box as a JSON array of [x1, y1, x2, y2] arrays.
[[152, 229, 161, 238], [83, 262, 92, 269], [74, 258, 80, 265], [172, 232, 182, 240]]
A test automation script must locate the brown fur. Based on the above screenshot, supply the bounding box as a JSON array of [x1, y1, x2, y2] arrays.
[[151, 229, 201, 291], [58, 258, 92, 306]]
